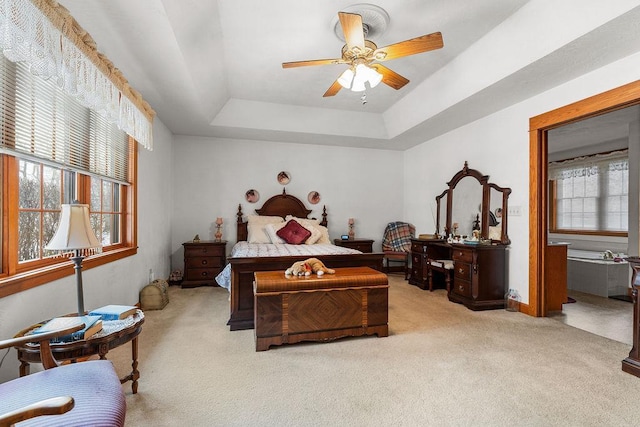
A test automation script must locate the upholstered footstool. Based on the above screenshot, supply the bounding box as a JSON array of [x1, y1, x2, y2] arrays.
[[254, 266, 388, 351]]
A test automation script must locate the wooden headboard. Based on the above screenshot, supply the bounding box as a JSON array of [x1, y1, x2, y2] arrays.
[[236, 189, 328, 241]]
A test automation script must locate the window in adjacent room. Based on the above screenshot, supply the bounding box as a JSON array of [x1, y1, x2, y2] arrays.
[[549, 150, 628, 236]]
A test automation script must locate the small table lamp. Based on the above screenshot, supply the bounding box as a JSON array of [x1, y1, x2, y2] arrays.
[[45, 203, 102, 315], [348, 218, 355, 239], [215, 217, 223, 242]]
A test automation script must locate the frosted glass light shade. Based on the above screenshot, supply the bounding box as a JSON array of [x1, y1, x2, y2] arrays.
[[355, 64, 383, 88], [367, 67, 383, 88], [45, 204, 101, 250], [337, 68, 354, 89], [351, 70, 367, 91]]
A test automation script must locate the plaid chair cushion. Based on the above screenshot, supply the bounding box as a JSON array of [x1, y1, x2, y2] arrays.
[[382, 222, 415, 252]]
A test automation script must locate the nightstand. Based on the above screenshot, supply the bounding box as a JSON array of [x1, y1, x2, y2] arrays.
[[333, 238, 374, 253], [182, 240, 227, 287]]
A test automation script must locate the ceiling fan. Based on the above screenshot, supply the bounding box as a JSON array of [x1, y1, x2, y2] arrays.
[[282, 11, 443, 97]]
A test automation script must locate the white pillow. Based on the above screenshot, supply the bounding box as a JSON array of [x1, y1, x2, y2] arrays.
[[266, 220, 321, 245], [247, 215, 284, 243], [315, 224, 331, 244], [247, 215, 284, 225], [285, 216, 320, 230], [285, 216, 329, 244], [305, 225, 322, 245], [264, 222, 286, 244], [286, 215, 324, 245]]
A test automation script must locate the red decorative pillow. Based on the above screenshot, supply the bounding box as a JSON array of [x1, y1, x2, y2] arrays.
[[276, 220, 312, 245]]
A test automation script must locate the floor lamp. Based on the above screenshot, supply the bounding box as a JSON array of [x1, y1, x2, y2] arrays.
[[45, 203, 102, 316]]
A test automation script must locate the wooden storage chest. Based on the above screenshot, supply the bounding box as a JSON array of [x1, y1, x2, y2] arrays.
[[253, 267, 388, 351]]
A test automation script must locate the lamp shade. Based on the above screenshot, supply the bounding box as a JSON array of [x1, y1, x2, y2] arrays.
[[337, 68, 354, 89], [354, 64, 383, 89], [366, 67, 383, 88], [45, 204, 101, 251], [351, 74, 366, 92]]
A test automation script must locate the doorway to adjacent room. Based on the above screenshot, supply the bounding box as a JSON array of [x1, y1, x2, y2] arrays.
[[529, 80, 640, 317]]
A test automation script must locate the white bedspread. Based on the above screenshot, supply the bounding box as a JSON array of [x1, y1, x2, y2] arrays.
[[215, 242, 361, 291]]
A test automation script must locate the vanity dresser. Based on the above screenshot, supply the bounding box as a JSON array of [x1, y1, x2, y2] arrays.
[[410, 239, 507, 309], [411, 162, 511, 310], [448, 242, 507, 310]]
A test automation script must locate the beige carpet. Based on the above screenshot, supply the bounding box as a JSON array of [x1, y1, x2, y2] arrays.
[[107, 275, 639, 426]]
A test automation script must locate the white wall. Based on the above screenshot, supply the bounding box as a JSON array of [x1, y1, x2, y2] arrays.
[[0, 118, 174, 382], [404, 50, 640, 306], [170, 136, 404, 268]]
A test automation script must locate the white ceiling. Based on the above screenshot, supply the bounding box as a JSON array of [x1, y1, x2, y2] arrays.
[[56, 1, 640, 150], [548, 106, 640, 157]]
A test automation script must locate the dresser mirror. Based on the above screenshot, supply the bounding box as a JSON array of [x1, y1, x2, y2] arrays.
[[435, 189, 447, 237], [435, 162, 511, 244], [451, 176, 483, 237]]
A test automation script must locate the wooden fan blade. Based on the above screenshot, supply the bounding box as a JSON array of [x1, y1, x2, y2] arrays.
[[370, 64, 410, 90], [323, 80, 343, 97], [282, 58, 344, 68], [373, 32, 443, 62], [339, 12, 365, 51]]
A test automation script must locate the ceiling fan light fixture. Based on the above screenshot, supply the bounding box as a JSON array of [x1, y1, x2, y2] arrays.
[[338, 68, 355, 89], [351, 74, 367, 92], [367, 67, 383, 88], [354, 63, 382, 89], [283, 7, 443, 99]]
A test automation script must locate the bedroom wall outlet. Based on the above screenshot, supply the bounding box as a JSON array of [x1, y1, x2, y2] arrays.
[[509, 206, 522, 216], [149, 268, 154, 282]]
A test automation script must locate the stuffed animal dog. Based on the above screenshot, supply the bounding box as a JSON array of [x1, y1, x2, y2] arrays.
[[285, 258, 335, 277]]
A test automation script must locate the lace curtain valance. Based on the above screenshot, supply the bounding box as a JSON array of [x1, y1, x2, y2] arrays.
[[549, 149, 628, 180], [0, 0, 155, 150]]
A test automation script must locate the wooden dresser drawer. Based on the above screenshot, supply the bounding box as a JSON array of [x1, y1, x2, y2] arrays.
[[454, 262, 471, 281], [453, 278, 472, 298], [333, 239, 374, 253], [349, 242, 373, 253], [452, 248, 473, 263], [411, 241, 428, 253], [412, 253, 425, 265], [186, 256, 223, 269], [184, 245, 224, 257], [185, 268, 218, 281]]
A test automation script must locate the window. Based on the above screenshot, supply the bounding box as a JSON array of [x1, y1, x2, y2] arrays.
[[90, 177, 122, 247], [18, 160, 69, 263], [0, 55, 137, 297], [549, 150, 628, 235]]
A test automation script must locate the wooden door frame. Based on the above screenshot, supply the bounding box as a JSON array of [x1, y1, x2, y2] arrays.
[[529, 79, 640, 316]]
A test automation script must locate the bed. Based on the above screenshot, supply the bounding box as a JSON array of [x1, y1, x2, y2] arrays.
[[217, 190, 384, 331]]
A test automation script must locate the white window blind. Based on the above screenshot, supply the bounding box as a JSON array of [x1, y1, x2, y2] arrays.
[[549, 150, 628, 232], [0, 54, 130, 183]]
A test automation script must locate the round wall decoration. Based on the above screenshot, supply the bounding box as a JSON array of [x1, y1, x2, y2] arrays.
[[308, 191, 321, 205], [245, 189, 260, 203], [277, 171, 291, 185]]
